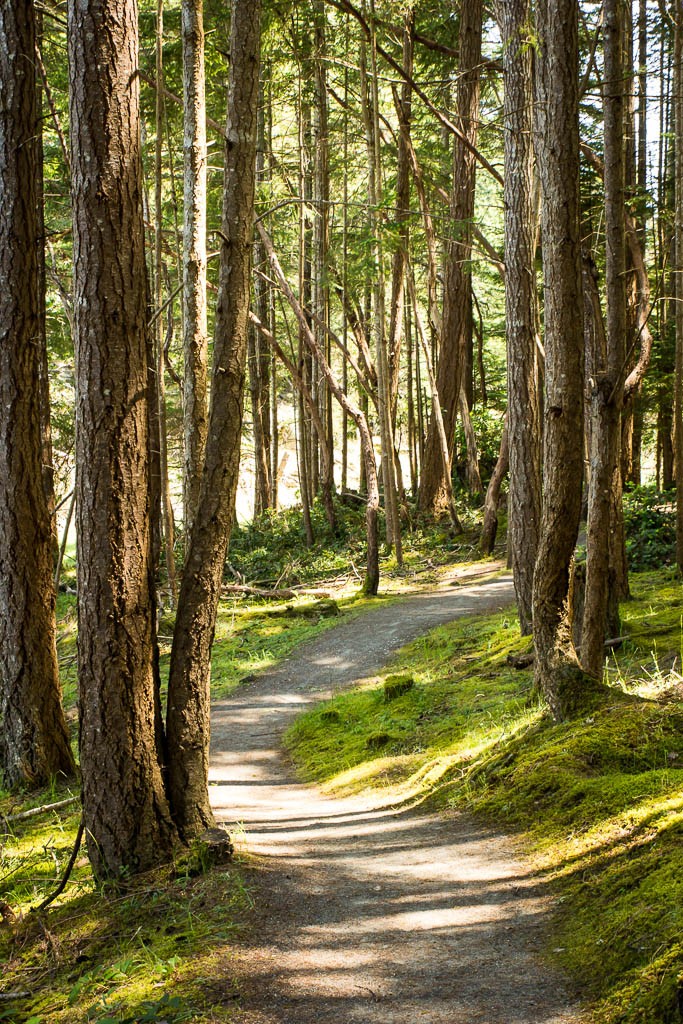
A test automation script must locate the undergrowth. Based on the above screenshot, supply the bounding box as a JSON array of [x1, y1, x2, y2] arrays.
[[286, 568, 683, 1024]]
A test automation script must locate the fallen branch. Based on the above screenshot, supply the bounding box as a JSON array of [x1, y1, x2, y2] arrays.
[[221, 584, 331, 600], [1, 796, 79, 827]]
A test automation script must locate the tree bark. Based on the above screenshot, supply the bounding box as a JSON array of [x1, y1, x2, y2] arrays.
[[675, 0, 683, 571], [581, 0, 627, 679], [532, 0, 586, 720], [480, 416, 509, 556], [0, 0, 75, 790], [419, 0, 482, 517], [155, 0, 178, 606], [69, 0, 176, 874], [182, 0, 209, 546], [498, 0, 542, 635], [166, 0, 261, 839]]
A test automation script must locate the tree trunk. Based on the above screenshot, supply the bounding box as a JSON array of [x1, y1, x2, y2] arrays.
[[480, 416, 509, 556], [498, 0, 542, 636], [532, 0, 586, 720], [0, 0, 75, 790], [166, 0, 261, 839], [388, 11, 414, 420], [69, 0, 177, 874], [182, 0, 209, 547], [675, 0, 683, 570], [313, 2, 336, 532], [360, 20, 402, 561], [155, 0, 178, 606], [249, 75, 272, 517], [581, 0, 627, 679], [419, 0, 482, 517]]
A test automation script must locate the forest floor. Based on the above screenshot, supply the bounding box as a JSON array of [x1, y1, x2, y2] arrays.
[[209, 571, 581, 1023]]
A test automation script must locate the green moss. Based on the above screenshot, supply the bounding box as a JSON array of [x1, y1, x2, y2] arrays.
[[286, 569, 683, 1023]]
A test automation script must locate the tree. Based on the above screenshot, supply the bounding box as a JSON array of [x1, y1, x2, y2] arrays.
[[68, 0, 177, 873], [498, 0, 541, 635], [182, 0, 209, 547], [532, 0, 586, 719], [0, 0, 75, 789], [419, 0, 483, 517], [581, 0, 627, 678], [166, 0, 262, 839]]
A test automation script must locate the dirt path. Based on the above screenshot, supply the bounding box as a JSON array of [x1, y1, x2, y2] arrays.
[[209, 575, 581, 1023]]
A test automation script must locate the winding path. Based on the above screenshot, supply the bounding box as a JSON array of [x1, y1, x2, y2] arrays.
[[209, 575, 581, 1023]]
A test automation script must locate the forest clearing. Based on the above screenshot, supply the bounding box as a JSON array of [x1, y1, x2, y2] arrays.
[[2, 0, 683, 1021]]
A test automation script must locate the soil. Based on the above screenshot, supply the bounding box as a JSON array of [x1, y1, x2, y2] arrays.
[[209, 572, 582, 1023]]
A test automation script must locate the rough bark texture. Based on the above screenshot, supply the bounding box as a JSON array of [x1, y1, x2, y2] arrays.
[[419, 0, 482, 517], [581, 0, 627, 679], [676, 0, 683, 572], [182, 0, 209, 545], [0, 0, 75, 789], [166, 0, 261, 838], [499, 0, 542, 635], [69, 0, 176, 874], [532, 0, 585, 720]]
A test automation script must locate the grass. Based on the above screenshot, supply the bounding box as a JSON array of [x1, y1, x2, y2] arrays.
[[285, 568, 683, 1024]]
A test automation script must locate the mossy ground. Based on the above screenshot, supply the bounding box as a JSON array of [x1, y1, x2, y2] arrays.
[[2, 517, 491, 1024], [286, 568, 683, 1024]]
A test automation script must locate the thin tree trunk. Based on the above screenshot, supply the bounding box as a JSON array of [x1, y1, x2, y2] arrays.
[[155, 0, 178, 606], [480, 416, 509, 556], [166, 0, 261, 839], [360, 18, 402, 562], [69, 0, 177, 874], [388, 11, 414, 420], [182, 0, 209, 547], [532, 0, 586, 720]]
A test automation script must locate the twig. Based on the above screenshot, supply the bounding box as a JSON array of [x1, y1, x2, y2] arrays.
[[32, 815, 85, 914]]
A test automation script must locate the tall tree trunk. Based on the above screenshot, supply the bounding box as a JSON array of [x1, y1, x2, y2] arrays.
[[249, 75, 272, 517], [69, 0, 176, 874], [0, 0, 75, 789], [582, 0, 627, 679], [182, 0, 209, 546], [360, 16, 402, 561], [675, 0, 683, 570], [313, 3, 336, 532], [532, 0, 586, 719], [498, 0, 542, 635], [388, 11, 414, 420], [166, 0, 261, 839], [419, 0, 482, 517], [155, 0, 178, 606]]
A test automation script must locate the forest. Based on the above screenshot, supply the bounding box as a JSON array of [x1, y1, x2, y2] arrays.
[[1, 0, 683, 1021]]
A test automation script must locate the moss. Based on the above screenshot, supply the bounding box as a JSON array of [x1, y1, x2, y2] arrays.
[[383, 674, 415, 702], [286, 569, 683, 1023]]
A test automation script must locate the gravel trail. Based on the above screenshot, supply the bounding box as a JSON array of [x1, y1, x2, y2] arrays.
[[209, 575, 581, 1023]]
